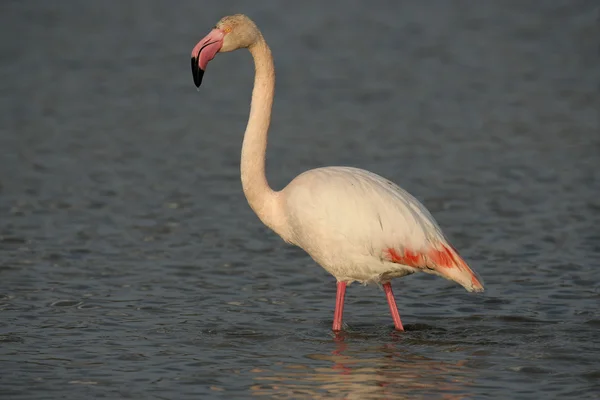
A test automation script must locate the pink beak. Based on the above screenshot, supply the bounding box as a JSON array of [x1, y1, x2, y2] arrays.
[[191, 29, 224, 87]]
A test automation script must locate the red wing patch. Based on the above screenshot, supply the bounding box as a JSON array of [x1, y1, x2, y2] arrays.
[[386, 245, 458, 269], [387, 248, 424, 267], [429, 245, 457, 269], [386, 244, 484, 291]]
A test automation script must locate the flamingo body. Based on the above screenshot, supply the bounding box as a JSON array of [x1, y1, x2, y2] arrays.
[[191, 14, 484, 332], [282, 166, 477, 287]]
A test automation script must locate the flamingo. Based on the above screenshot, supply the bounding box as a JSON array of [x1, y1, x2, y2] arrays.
[[191, 14, 484, 332]]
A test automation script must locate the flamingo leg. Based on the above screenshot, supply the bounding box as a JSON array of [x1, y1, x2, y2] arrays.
[[382, 282, 404, 331], [332, 281, 347, 331]]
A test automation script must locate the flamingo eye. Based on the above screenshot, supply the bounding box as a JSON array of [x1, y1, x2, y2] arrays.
[[223, 26, 232, 34]]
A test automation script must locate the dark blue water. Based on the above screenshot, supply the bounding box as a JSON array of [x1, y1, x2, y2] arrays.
[[1, 1, 599, 398]]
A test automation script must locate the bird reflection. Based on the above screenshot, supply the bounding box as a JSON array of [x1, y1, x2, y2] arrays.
[[250, 331, 475, 399]]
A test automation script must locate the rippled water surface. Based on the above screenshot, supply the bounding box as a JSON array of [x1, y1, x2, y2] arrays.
[[1, 1, 599, 398]]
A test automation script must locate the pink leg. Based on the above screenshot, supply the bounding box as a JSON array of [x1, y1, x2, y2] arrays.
[[383, 282, 404, 331], [332, 281, 347, 331]]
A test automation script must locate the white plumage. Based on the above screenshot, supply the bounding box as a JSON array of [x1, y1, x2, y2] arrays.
[[283, 166, 442, 282]]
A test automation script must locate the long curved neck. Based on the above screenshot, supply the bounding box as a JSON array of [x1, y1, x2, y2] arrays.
[[240, 36, 281, 230]]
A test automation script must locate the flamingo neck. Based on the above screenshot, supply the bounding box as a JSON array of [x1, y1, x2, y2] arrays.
[[240, 37, 281, 231]]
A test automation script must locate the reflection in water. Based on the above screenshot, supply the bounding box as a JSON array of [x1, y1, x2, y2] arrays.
[[250, 333, 475, 399]]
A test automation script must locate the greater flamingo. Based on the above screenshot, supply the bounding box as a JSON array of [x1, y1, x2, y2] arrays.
[[191, 14, 484, 332]]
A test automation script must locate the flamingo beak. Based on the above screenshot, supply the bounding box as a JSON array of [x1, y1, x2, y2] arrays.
[[191, 29, 224, 87]]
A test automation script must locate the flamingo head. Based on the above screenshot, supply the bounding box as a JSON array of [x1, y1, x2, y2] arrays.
[[191, 14, 260, 87]]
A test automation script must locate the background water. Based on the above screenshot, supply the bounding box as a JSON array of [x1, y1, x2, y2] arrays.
[[1, 1, 599, 398]]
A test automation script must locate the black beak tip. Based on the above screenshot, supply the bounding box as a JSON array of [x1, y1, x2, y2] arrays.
[[191, 57, 204, 88]]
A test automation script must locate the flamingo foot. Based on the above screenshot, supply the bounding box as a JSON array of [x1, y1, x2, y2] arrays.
[[332, 281, 347, 331], [383, 282, 404, 331]]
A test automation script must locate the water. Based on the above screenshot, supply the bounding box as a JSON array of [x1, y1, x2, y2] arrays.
[[1, 1, 599, 398]]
